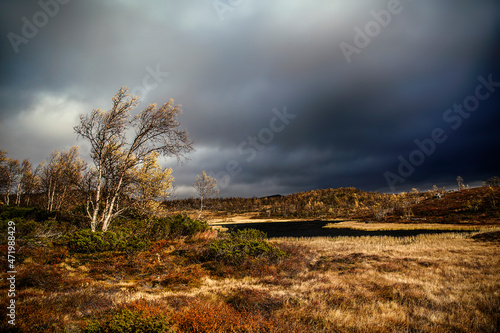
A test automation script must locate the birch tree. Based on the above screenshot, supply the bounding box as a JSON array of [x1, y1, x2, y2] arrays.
[[19, 160, 41, 207], [0, 150, 7, 204], [74, 87, 193, 231], [194, 171, 219, 220], [456, 176, 464, 191], [15, 159, 32, 205], [0, 153, 20, 206], [40, 146, 85, 211]]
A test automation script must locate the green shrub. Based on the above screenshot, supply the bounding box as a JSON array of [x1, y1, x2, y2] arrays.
[[0, 218, 39, 239], [148, 217, 171, 240], [0, 206, 82, 243], [0, 217, 66, 244], [0, 205, 57, 222], [66, 229, 149, 253], [207, 228, 288, 265], [168, 213, 208, 237], [110, 214, 207, 241], [111, 218, 153, 237], [82, 309, 175, 333], [231, 228, 267, 241]]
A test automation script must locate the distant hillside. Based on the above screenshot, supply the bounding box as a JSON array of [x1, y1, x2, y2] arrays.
[[401, 187, 500, 224], [166, 186, 500, 223], [166, 187, 405, 219]]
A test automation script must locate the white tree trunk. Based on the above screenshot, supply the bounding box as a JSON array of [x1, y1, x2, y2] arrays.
[[197, 196, 204, 220], [15, 182, 21, 206], [101, 169, 125, 232], [90, 169, 103, 232]]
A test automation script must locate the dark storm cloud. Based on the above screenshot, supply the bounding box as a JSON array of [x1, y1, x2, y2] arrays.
[[1, 0, 499, 197]]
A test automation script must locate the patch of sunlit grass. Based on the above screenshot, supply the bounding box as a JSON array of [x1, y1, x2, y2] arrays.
[[323, 221, 499, 231]]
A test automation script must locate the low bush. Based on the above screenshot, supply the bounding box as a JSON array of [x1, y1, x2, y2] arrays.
[[225, 287, 284, 315], [18, 245, 69, 265], [66, 229, 149, 253], [168, 213, 208, 237], [207, 229, 288, 265], [16, 263, 65, 291], [159, 265, 207, 290], [0, 205, 57, 222], [0, 218, 39, 240], [172, 299, 272, 333], [111, 213, 208, 241], [13, 295, 65, 332], [82, 309, 175, 333], [0, 215, 78, 244]]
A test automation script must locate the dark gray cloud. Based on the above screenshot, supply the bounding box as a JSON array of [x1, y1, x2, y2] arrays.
[[1, 0, 499, 198]]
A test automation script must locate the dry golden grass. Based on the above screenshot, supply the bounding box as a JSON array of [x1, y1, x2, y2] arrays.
[[167, 232, 498, 332], [323, 221, 499, 232], [126, 231, 499, 332], [4, 230, 499, 332], [266, 232, 500, 332]]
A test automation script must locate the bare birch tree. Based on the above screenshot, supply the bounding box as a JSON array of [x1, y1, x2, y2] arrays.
[[74, 87, 194, 231], [15, 159, 32, 205], [19, 160, 41, 207], [456, 176, 464, 191], [40, 146, 85, 211], [0, 153, 20, 206], [194, 171, 219, 220]]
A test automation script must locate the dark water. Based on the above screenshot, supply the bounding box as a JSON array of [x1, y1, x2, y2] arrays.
[[214, 220, 472, 238]]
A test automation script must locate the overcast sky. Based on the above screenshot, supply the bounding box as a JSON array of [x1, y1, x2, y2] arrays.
[[1, 0, 499, 198]]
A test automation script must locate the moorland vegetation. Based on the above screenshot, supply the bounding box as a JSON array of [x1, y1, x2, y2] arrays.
[[1, 88, 499, 332]]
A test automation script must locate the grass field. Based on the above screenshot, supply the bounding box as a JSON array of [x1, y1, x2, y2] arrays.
[[323, 221, 497, 231], [3, 226, 499, 332], [267, 232, 500, 331]]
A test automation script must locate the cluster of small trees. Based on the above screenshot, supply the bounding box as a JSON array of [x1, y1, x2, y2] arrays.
[[0, 88, 220, 232], [0, 147, 84, 210], [0, 151, 32, 206]]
